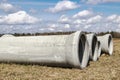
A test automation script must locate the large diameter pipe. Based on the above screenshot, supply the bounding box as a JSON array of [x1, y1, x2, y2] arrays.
[[86, 33, 98, 61], [0, 31, 89, 69], [97, 34, 113, 55]]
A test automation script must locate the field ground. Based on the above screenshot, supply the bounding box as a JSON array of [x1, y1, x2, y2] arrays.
[[0, 39, 120, 80]]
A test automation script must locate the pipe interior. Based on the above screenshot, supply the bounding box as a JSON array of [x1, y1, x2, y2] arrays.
[[98, 41, 100, 49], [78, 34, 86, 64], [92, 35, 97, 57], [108, 35, 113, 55]]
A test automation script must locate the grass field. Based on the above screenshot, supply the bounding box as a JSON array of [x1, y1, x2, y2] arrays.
[[0, 39, 120, 80]]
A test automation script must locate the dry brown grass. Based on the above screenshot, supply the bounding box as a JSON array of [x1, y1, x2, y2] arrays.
[[0, 39, 120, 80]]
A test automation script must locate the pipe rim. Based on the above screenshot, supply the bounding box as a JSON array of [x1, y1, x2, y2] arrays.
[[91, 35, 98, 61], [78, 33, 89, 69], [67, 31, 89, 69], [108, 35, 113, 55], [1, 34, 14, 37]]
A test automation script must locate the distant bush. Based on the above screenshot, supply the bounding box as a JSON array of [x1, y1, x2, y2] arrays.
[[12, 31, 75, 36], [0, 34, 3, 37], [97, 31, 120, 38]]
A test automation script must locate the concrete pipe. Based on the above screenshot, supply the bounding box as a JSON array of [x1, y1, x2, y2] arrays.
[[0, 31, 89, 69], [86, 33, 98, 61], [97, 34, 113, 55], [97, 41, 102, 58]]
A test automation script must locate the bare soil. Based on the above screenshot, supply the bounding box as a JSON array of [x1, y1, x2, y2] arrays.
[[0, 39, 120, 80]]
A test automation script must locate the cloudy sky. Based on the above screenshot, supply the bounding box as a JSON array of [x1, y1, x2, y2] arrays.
[[0, 0, 120, 33]]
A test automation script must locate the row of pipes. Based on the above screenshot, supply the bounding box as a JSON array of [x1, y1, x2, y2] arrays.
[[0, 31, 113, 69]]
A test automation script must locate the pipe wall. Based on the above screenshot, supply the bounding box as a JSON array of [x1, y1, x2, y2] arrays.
[[0, 31, 89, 69], [97, 34, 113, 55], [86, 33, 98, 61]]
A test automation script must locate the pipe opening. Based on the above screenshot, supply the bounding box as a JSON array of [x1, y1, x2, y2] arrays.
[[78, 33, 89, 68], [78, 34, 85, 64], [97, 41, 101, 57], [98, 41, 100, 49], [108, 35, 113, 55], [92, 35, 97, 57]]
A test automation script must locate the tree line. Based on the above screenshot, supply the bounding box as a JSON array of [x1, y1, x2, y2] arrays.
[[0, 31, 120, 38]]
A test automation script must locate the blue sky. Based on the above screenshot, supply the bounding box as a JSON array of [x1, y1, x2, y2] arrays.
[[0, 0, 120, 33]]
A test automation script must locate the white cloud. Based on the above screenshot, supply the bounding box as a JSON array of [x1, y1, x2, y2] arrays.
[[64, 24, 70, 28], [116, 16, 120, 23], [58, 30, 63, 32], [24, 26, 32, 30], [84, 25, 91, 29], [107, 14, 120, 23], [64, 10, 120, 32], [73, 19, 86, 24], [87, 15, 102, 24], [2, 0, 7, 2], [48, 28, 55, 31], [1, 7, 120, 33], [46, 0, 79, 13], [0, 11, 40, 24], [0, 3, 14, 12], [73, 10, 93, 18], [50, 24, 56, 28], [58, 15, 71, 23], [29, 8, 37, 13], [73, 19, 82, 24], [39, 28, 45, 31], [48, 24, 58, 28], [107, 14, 117, 21], [83, 0, 120, 5]]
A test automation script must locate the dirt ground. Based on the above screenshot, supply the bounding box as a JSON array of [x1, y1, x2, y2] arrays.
[[0, 39, 119, 80]]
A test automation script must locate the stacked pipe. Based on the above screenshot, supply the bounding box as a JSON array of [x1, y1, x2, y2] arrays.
[[86, 34, 98, 61], [0, 31, 89, 69], [86, 33, 113, 61], [0, 31, 113, 69], [97, 34, 113, 55]]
